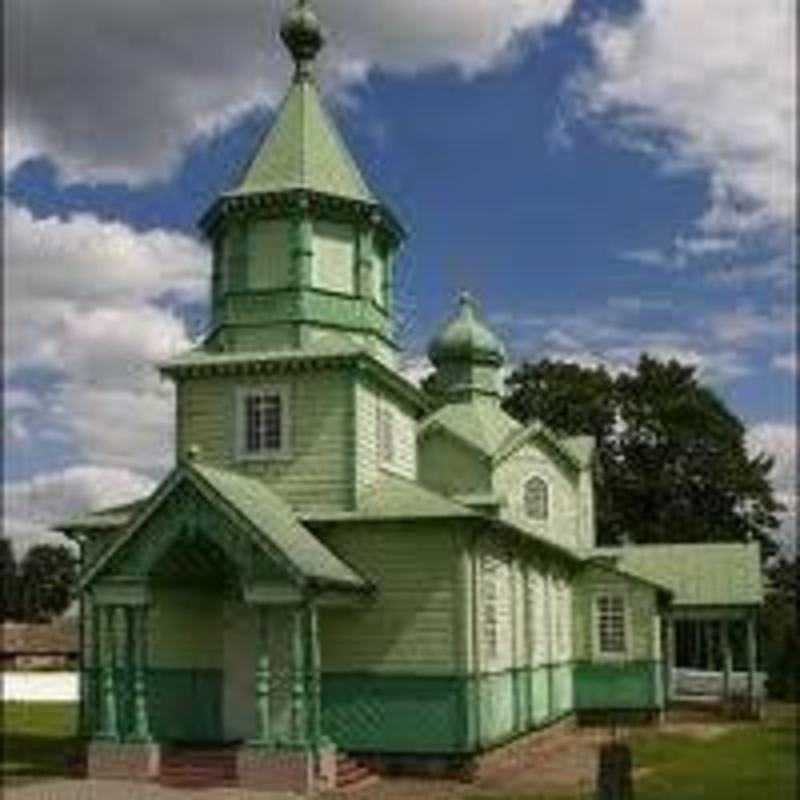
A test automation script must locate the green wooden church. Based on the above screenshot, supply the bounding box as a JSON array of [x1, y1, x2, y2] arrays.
[[59, 1, 764, 793]]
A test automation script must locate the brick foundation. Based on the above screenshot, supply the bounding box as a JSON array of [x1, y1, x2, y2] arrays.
[[236, 746, 315, 794], [87, 741, 160, 781]]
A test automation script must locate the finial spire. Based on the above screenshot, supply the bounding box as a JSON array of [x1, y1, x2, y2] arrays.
[[281, 0, 325, 81]]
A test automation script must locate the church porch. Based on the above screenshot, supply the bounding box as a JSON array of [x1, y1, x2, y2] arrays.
[[76, 461, 370, 793]]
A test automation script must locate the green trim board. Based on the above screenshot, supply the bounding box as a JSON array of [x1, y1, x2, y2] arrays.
[[573, 661, 664, 711], [319, 665, 581, 755]]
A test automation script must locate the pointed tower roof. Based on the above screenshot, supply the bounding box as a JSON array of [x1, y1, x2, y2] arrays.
[[225, 0, 377, 205]]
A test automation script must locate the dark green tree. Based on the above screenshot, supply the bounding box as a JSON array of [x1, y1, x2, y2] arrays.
[[499, 355, 782, 555], [0, 537, 19, 621], [17, 544, 78, 623], [760, 557, 799, 699]]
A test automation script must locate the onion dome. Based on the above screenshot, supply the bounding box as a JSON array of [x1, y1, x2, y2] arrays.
[[429, 292, 507, 367], [281, 0, 325, 77]]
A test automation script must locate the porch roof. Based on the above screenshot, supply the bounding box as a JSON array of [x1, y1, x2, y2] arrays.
[[301, 470, 479, 522], [77, 462, 369, 592], [191, 463, 368, 588], [591, 542, 763, 607]]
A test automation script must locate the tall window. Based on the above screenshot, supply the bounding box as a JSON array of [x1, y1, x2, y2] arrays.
[[377, 401, 395, 464], [483, 556, 499, 661], [596, 594, 627, 656], [524, 476, 549, 520], [237, 386, 290, 459]]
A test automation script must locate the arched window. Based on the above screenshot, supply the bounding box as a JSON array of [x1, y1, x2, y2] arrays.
[[524, 476, 549, 520]]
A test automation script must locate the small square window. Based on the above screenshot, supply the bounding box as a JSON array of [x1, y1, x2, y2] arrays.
[[237, 386, 290, 460]]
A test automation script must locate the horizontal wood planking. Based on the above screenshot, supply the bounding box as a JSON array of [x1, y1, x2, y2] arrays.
[[318, 523, 462, 670], [178, 370, 355, 511]]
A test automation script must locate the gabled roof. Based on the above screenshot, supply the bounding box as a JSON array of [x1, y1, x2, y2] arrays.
[[79, 462, 367, 591], [591, 543, 763, 607], [419, 402, 522, 459], [227, 77, 376, 205], [57, 499, 149, 534], [492, 421, 586, 471], [303, 470, 478, 523], [420, 403, 587, 473]]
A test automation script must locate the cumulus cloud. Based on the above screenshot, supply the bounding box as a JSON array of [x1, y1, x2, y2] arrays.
[[5, 204, 209, 548], [4, 466, 157, 554], [771, 353, 797, 375], [574, 0, 795, 239], [494, 307, 754, 384], [748, 422, 797, 556], [5, 0, 574, 184]]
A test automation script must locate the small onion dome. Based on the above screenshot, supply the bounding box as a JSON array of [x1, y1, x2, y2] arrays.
[[429, 292, 507, 367], [281, 0, 325, 67]]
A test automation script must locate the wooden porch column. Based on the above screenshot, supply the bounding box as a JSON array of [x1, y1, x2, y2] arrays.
[[721, 620, 732, 703], [253, 606, 271, 745], [291, 605, 307, 745], [98, 605, 119, 741], [746, 612, 758, 715], [306, 602, 322, 750], [130, 605, 152, 742], [666, 617, 676, 702]]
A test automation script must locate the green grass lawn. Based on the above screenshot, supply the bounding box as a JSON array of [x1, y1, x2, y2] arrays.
[[627, 704, 797, 800], [476, 703, 797, 800], [1, 703, 80, 778]]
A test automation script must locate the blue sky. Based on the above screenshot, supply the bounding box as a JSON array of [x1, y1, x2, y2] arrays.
[[5, 0, 795, 552]]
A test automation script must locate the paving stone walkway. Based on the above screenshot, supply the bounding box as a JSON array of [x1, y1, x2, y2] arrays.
[[2, 779, 297, 800]]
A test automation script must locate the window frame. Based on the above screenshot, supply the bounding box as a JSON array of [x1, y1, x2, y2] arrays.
[[592, 590, 630, 661], [523, 474, 550, 521], [234, 384, 292, 462], [376, 398, 395, 466]]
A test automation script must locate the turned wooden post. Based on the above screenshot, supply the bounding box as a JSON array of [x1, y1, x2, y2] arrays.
[[254, 606, 271, 744]]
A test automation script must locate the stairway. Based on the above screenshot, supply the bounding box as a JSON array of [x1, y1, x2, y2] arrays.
[[159, 744, 239, 789], [334, 753, 380, 793]]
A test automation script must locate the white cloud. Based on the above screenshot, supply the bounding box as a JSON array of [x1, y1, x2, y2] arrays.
[[3, 196, 213, 553], [709, 306, 795, 346], [748, 422, 797, 556], [575, 0, 795, 238], [5, 0, 574, 185], [401, 356, 434, 388], [5, 203, 208, 549], [771, 353, 797, 375], [4, 466, 156, 555]]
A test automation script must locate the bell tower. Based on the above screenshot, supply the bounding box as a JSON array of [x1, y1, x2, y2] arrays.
[[199, 0, 404, 366]]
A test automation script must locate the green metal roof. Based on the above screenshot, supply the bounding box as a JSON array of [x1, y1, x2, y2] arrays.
[[191, 463, 366, 588], [57, 500, 148, 533], [303, 470, 478, 523], [160, 344, 431, 415], [429, 293, 507, 368], [79, 463, 367, 591], [591, 543, 763, 607], [561, 435, 596, 467], [420, 402, 522, 458], [227, 77, 376, 204]]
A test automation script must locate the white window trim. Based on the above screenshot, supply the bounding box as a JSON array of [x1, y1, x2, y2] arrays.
[[234, 384, 293, 462], [523, 473, 550, 521], [592, 590, 631, 662], [376, 397, 395, 468]]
